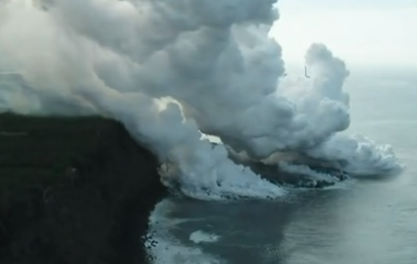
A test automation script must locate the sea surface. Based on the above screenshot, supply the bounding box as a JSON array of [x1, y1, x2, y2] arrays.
[[144, 68, 417, 264]]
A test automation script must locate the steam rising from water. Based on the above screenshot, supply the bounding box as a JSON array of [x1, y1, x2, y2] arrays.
[[0, 0, 402, 199]]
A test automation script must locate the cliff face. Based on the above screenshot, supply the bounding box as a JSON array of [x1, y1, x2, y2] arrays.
[[0, 114, 166, 264]]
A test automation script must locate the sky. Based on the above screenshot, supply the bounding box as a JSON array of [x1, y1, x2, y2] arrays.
[[270, 0, 417, 69]]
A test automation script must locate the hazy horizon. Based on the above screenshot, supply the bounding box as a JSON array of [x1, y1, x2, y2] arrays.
[[271, 0, 417, 69]]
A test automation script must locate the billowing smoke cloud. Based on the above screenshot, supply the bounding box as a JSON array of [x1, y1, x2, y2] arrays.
[[0, 0, 402, 199]]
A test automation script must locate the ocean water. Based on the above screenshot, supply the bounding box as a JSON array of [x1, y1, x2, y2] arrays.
[[144, 68, 417, 264]]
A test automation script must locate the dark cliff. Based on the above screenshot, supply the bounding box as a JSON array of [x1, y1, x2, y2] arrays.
[[0, 113, 167, 264]]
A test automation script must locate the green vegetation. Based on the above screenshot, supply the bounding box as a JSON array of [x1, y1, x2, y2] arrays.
[[0, 112, 115, 209]]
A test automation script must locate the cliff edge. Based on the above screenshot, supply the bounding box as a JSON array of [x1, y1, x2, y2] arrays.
[[0, 113, 166, 264]]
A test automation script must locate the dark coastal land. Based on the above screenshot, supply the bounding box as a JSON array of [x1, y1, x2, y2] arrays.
[[0, 113, 167, 264]]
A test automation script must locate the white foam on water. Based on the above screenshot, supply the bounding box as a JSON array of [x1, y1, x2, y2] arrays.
[[189, 230, 220, 244], [159, 161, 287, 201], [145, 235, 222, 264], [144, 199, 223, 264]]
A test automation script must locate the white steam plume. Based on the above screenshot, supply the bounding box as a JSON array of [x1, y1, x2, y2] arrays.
[[0, 0, 402, 199]]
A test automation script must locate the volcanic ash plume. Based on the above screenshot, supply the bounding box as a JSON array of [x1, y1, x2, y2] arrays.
[[0, 0, 402, 199]]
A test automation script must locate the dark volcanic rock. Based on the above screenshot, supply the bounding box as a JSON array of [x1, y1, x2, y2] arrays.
[[217, 143, 349, 189], [0, 113, 167, 264], [249, 160, 348, 188]]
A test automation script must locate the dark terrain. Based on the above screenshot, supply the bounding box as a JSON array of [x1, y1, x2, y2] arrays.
[[0, 113, 167, 264], [225, 145, 349, 188]]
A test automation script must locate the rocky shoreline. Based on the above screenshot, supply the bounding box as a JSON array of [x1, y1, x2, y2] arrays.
[[226, 145, 349, 189]]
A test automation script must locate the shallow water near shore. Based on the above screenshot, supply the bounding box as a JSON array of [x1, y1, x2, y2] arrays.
[[144, 70, 417, 264]]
